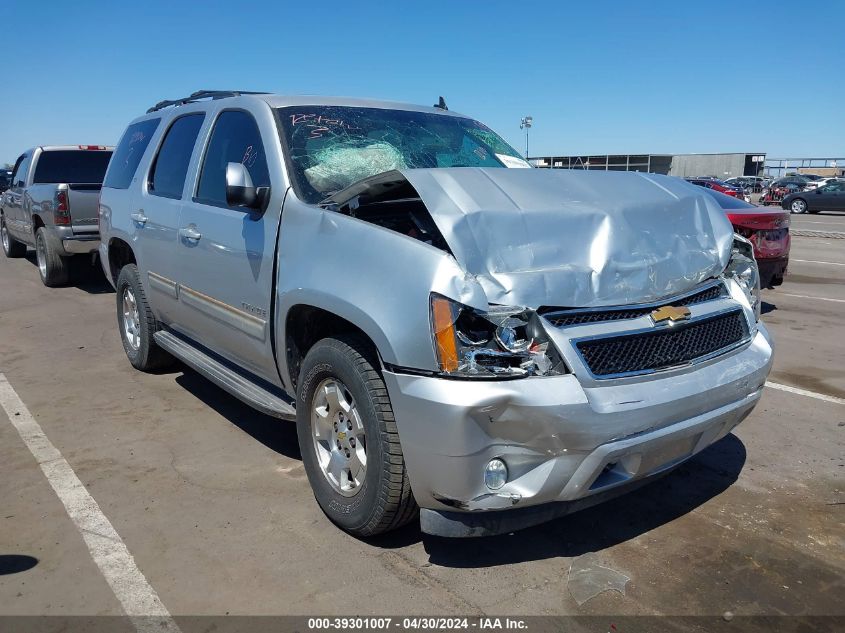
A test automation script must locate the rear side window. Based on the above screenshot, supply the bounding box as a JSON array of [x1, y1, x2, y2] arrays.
[[196, 110, 270, 207], [104, 118, 161, 190], [33, 151, 113, 184], [12, 153, 31, 187], [148, 114, 205, 199]]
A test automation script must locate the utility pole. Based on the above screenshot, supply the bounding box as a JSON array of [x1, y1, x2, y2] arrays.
[[520, 116, 533, 160]]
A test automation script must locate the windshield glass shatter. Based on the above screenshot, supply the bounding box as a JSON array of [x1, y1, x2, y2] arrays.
[[278, 106, 525, 204]]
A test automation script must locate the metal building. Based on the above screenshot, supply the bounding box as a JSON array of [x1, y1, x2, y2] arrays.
[[529, 152, 766, 178], [764, 157, 844, 179]]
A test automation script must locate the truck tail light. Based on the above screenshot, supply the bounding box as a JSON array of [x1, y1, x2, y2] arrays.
[[55, 190, 70, 225], [79, 145, 106, 150]]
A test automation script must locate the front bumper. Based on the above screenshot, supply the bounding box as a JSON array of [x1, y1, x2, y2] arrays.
[[383, 324, 773, 536]]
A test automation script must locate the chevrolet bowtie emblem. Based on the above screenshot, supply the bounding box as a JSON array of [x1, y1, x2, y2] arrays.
[[650, 305, 691, 324]]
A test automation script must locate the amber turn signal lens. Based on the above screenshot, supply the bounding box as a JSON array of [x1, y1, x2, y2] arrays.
[[430, 295, 459, 372]]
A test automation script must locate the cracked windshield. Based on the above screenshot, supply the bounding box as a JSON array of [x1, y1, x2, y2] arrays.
[[278, 105, 528, 203]]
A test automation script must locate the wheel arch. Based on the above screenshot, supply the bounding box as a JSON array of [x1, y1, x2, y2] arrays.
[[280, 297, 396, 394], [107, 237, 137, 284]]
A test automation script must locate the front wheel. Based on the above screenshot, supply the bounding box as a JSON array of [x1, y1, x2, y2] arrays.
[[1, 215, 26, 258], [296, 336, 417, 536], [790, 198, 807, 214]]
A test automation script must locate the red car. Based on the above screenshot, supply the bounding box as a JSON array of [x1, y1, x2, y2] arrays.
[[686, 177, 748, 201], [701, 188, 790, 288]]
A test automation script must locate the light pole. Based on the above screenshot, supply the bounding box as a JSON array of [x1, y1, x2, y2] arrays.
[[520, 116, 533, 160]]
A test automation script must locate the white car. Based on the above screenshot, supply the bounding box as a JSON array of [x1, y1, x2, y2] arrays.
[[804, 176, 839, 190]]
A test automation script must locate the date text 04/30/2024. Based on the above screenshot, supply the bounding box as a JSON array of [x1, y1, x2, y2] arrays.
[[307, 617, 528, 630]]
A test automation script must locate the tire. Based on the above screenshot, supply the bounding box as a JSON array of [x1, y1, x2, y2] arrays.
[[296, 335, 417, 537], [115, 264, 173, 371], [35, 227, 69, 286], [790, 198, 807, 214], [1, 214, 26, 258]]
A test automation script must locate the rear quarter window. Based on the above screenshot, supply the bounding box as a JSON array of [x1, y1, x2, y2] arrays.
[[104, 118, 161, 189]]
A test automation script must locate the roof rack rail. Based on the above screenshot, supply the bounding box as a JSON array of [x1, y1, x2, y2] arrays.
[[146, 90, 270, 113]]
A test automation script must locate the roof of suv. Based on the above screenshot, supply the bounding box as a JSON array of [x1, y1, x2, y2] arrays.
[[143, 91, 466, 120]]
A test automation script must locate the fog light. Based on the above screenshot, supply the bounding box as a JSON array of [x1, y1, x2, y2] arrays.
[[484, 458, 508, 490]]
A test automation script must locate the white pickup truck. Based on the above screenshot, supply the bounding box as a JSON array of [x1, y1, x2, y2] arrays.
[[1, 145, 113, 285]]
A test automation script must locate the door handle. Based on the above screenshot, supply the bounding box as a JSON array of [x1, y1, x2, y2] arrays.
[[178, 225, 202, 241], [130, 210, 148, 226]]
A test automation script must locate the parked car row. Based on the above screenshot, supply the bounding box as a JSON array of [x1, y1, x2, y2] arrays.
[[685, 177, 751, 202], [725, 176, 767, 193], [1, 91, 774, 538], [781, 178, 845, 214], [759, 174, 845, 212]]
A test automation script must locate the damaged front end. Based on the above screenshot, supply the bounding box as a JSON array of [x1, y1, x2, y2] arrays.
[[283, 160, 773, 536], [322, 166, 736, 309]]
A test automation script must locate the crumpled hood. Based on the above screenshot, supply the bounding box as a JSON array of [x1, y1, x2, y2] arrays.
[[399, 167, 734, 308]]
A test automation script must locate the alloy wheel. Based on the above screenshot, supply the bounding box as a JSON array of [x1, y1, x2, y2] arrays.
[[121, 287, 141, 350], [310, 378, 367, 497], [35, 232, 47, 278]]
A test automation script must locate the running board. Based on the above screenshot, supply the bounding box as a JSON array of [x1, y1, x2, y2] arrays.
[[153, 331, 296, 420]]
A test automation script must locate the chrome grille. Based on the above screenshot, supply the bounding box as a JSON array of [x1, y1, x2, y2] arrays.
[[575, 309, 748, 378], [543, 282, 725, 328]]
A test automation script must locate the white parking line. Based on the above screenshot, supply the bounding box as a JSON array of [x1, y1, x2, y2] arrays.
[[766, 381, 845, 406], [792, 259, 845, 266], [775, 292, 845, 304], [0, 373, 180, 633]]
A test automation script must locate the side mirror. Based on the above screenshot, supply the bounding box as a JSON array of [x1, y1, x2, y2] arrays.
[[225, 162, 270, 211]]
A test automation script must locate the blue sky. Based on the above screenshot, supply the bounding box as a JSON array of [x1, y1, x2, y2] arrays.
[[2, 0, 842, 165]]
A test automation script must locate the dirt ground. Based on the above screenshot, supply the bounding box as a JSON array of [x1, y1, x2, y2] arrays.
[[0, 213, 843, 625]]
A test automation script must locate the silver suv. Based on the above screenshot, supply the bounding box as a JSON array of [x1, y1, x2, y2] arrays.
[[99, 91, 773, 537]]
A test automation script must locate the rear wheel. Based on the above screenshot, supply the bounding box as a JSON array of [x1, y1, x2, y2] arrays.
[[115, 264, 173, 371], [790, 198, 807, 214], [1, 215, 26, 258], [35, 227, 69, 286], [296, 335, 417, 536]]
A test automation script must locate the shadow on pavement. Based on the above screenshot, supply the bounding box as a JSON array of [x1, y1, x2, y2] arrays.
[[0, 555, 38, 575], [761, 300, 777, 315], [23, 252, 113, 294], [174, 370, 301, 461]]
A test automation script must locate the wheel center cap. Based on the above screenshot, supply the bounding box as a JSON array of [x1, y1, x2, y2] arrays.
[[337, 431, 347, 441]]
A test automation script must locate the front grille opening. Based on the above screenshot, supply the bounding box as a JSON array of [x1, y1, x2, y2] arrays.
[[542, 282, 726, 328], [576, 309, 748, 378]]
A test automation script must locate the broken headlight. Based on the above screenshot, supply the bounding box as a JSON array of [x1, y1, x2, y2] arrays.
[[726, 235, 761, 321], [429, 293, 566, 378]]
